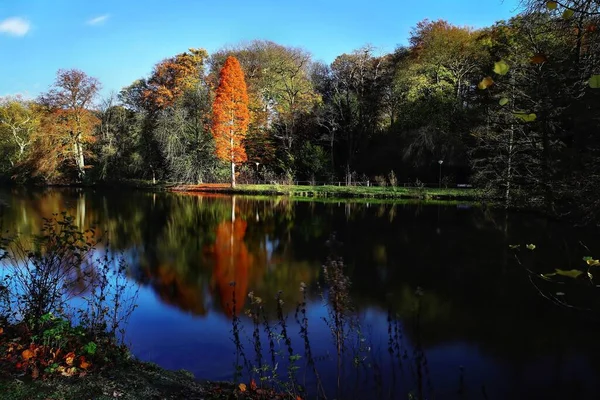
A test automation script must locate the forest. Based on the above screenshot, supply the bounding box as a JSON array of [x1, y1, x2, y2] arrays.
[[1, 0, 599, 220]]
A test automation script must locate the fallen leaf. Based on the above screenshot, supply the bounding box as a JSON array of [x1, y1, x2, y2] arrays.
[[530, 53, 548, 64], [499, 98, 509, 106], [22, 349, 34, 360], [79, 356, 91, 370], [239, 383, 247, 392], [31, 366, 40, 379], [65, 352, 75, 366], [61, 366, 77, 377]]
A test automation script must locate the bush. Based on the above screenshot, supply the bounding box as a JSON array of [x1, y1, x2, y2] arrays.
[[0, 213, 138, 379]]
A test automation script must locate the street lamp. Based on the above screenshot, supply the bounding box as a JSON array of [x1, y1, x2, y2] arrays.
[[438, 160, 444, 188]]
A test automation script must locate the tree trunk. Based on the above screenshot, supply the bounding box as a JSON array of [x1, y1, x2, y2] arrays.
[[505, 124, 514, 209], [74, 140, 86, 181], [231, 161, 236, 188]]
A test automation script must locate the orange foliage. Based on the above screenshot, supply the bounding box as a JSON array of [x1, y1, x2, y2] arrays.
[[143, 48, 207, 110], [148, 262, 207, 315], [22, 108, 99, 182], [209, 218, 252, 317], [212, 56, 250, 166]]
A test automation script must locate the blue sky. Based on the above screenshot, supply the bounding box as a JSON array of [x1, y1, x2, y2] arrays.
[[0, 0, 521, 99]]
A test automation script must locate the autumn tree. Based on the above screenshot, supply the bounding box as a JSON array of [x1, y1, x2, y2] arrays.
[[0, 96, 40, 166], [210, 41, 320, 176], [142, 48, 208, 111], [38, 69, 101, 181], [212, 56, 250, 187]]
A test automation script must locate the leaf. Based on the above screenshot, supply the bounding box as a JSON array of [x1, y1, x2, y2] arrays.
[[31, 366, 40, 379], [499, 98, 509, 106], [585, 258, 600, 266], [0, 327, 3, 335], [65, 352, 75, 366], [22, 349, 34, 360], [556, 292, 565, 296], [61, 366, 77, 377], [250, 379, 257, 391], [526, 244, 536, 250], [478, 76, 494, 90], [530, 53, 548, 64], [514, 113, 537, 122], [546, 1, 557, 10], [563, 9, 575, 19], [551, 269, 583, 279], [79, 356, 91, 369], [239, 383, 247, 392], [508, 244, 520, 249], [493, 60, 510, 75], [589, 75, 600, 89]]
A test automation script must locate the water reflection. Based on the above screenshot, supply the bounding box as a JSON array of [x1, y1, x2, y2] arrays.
[[1, 187, 600, 398]]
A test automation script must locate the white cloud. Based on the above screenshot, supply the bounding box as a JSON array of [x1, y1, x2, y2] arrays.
[[87, 14, 109, 26], [0, 17, 31, 37]]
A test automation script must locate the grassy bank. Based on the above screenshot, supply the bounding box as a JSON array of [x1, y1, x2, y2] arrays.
[[171, 183, 479, 200]]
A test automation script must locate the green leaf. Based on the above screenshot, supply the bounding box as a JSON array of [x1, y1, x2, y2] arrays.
[[563, 9, 575, 19], [493, 60, 510, 75], [546, 1, 557, 10], [555, 269, 583, 279], [514, 113, 537, 122], [499, 98, 509, 106], [543, 269, 583, 279], [508, 244, 520, 249], [589, 75, 600, 89], [526, 243, 536, 250]]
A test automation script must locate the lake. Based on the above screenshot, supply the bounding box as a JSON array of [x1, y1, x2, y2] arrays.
[[1, 187, 600, 399]]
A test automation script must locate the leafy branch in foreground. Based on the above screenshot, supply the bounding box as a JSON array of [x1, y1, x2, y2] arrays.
[[0, 213, 139, 380]]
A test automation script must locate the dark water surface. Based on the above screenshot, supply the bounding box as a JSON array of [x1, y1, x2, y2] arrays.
[[1, 187, 600, 399]]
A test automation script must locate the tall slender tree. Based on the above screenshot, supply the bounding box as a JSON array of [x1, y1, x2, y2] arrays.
[[212, 56, 250, 187]]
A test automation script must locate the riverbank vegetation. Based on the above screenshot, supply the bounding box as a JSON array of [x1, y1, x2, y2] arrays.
[[172, 183, 478, 200], [1, 1, 599, 221]]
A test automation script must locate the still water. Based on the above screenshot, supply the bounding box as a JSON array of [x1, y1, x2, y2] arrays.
[[1, 187, 600, 399]]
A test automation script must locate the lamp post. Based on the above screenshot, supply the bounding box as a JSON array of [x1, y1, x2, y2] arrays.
[[438, 160, 444, 188]]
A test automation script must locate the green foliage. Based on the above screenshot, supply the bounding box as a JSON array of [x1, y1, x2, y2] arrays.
[[83, 341, 98, 355]]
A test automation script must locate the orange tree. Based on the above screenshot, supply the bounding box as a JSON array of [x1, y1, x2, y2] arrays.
[[212, 56, 250, 187]]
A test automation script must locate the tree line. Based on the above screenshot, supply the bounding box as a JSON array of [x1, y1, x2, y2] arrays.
[[1, 1, 599, 218]]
